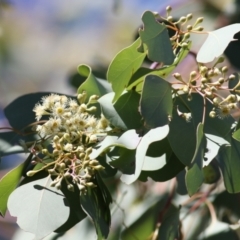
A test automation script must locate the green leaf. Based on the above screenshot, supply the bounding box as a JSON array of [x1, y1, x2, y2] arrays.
[[8, 176, 69, 239], [233, 129, 240, 142], [217, 138, 240, 193], [197, 24, 240, 63], [139, 151, 185, 182], [140, 75, 172, 128], [121, 125, 169, 184], [0, 161, 25, 216], [80, 182, 111, 239], [214, 190, 240, 220], [98, 92, 127, 130], [114, 90, 142, 129], [168, 102, 196, 166], [127, 42, 191, 92], [121, 198, 166, 240], [109, 148, 136, 175], [55, 182, 86, 233], [157, 205, 180, 240], [141, 137, 172, 172], [107, 38, 147, 102], [77, 64, 112, 100], [177, 93, 234, 137], [97, 155, 118, 178], [233, 114, 240, 142], [185, 123, 205, 196], [4, 92, 53, 130], [139, 11, 174, 64], [169, 93, 234, 166]]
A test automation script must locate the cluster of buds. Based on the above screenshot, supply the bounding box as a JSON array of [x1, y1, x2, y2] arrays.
[[164, 6, 204, 53], [26, 93, 109, 194], [210, 94, 240, 119], [173, 56, 240, 119]]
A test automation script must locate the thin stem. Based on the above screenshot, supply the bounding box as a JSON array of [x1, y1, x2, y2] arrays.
[[202, 96, 206, 125]]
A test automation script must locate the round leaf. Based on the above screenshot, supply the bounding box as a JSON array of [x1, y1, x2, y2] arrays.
[[8, 176, 69, 239], [77, 64, 112, 100], [197, 24, 240, 63], [121, 125, 169, 184], [139, 11, 174, 64], [107, 38, 146, 102], [140, 75, 172, 128]]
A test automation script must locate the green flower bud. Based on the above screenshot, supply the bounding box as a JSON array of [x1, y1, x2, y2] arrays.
[[85, 182, 96, 188], [167, 16, 173, 22], [195, 26, 204, 31], [26, 170, 38, 177], [217, 77, 225, 84], [86, 147, 92, 155], [56, 182, 62, 190], [179, 16, 187, 23], [48, 169, 58, 175], [89, 160, 99, 166], [186, 13, 193, 20], [187, 25, 192, 31], [200, 66, 208, 74], [93, 165, 105, 170], [67, 184, 74, 192], [209, 111, 216, 118], [221, 66, 228, 73], [166, 6, 172, 12]]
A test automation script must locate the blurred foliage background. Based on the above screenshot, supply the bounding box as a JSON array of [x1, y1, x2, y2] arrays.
[[1, 0, 240, 239]]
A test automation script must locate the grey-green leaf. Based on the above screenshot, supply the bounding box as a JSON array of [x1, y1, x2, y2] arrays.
[[0, 162, 25, 216], [140, 75, 172, 128], [80, 185, 111, 239], [139, 11, 174, 64], [168, 103, 196, 166], [90, 130, 142, 160], [107, 38, 147, 102], [98, 92, 127, 130], [8, 176, 69, 239], [197, 24, 240, 63], [217, 138, 240, 193], [185, 123, 205, 196], [157, 205, 180, 240], [121, 125, 169, 184], [77, 64, 112, 100], [114, 90, 142, 129]]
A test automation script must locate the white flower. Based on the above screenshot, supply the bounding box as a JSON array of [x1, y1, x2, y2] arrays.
[[64, 143, 73, 152], [63, 112, 72, 119], [42, 95, 55, 109], [37, 124, 52, 137], [86, 116, 97, 128], [53, 104, 65, 117], [46, 118, 61, 132], [68, 99, 78, 110], [33, 104, 47, 121], [60, 95, 68, 105], [217, 105, 231, 119]]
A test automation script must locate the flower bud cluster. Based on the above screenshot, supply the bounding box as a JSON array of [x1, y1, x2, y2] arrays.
[[172, 56, 240, 119], [28, 93, 109, 194]]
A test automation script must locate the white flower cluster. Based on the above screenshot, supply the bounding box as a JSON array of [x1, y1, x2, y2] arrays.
[[28, 93, 109, 194]]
